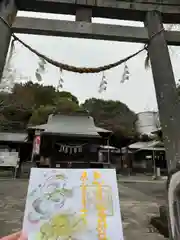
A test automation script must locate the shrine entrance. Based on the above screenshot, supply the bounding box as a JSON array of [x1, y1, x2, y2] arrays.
[[1, 0, 180, 239]]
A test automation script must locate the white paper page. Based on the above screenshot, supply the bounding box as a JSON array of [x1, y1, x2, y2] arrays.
[[23, 168, 124, 240]]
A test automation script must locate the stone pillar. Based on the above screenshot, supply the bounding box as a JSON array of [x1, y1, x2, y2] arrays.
[[145, 11, 180, 173], [0, 0, 17, 81], [145, 11, 180, 240]]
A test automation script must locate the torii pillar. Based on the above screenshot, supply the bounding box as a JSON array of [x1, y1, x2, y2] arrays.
[[0, 0, 17, 81], [145, 11, 180, 173]]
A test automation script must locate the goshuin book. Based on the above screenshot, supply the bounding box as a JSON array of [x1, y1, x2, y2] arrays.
[[23, 168, 124, 240]]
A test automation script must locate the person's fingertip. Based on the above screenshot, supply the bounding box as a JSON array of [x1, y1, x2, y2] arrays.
[[19, 232, 27, 240], [1, 231, 21, 240]]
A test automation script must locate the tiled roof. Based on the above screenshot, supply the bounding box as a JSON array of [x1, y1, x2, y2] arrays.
[[28, 114, 111, 137], [128, 140, 164, 151]]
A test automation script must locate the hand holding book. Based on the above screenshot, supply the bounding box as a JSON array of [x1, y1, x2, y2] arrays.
[[1, 231, 27, 240]]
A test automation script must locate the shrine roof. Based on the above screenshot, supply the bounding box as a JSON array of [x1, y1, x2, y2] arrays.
[[28, 114, 111, 137], [128, 140, 164, 151]]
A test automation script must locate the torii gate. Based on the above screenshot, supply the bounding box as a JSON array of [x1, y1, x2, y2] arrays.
[[0, 0, 180, 237]]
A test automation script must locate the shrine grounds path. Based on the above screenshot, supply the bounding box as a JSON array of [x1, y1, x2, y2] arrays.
[[0, 176, 166, 240]]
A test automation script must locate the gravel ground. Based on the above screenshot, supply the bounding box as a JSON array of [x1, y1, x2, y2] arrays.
[[0, 177, 167, 240]]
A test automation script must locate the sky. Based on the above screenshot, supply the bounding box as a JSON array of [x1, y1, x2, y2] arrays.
[[5, 11, 180, 113]]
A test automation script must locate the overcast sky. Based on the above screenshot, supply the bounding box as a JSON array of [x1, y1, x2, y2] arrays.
[[6, 11, 180, 113]]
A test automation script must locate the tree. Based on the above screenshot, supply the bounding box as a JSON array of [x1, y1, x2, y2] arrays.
[[12, 81, 56, 109], [0, 80, 138, 140], [55, 91, 79, 105], [29, 99, 81, 125], [28, 105, 55, 125], [0, 81, 80, 130], [82, 98, 137, 138]]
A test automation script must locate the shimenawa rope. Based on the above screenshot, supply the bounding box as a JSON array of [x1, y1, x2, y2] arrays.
[[0, 15, 164, 74]]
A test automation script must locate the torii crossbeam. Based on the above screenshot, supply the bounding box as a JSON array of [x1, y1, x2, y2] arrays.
[[15, 0, 180, 23], [12, 16, 180, 46]]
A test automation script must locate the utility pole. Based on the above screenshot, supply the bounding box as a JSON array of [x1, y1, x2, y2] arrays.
[[0, 0, 17, 81], [145, 10, 180, 239]]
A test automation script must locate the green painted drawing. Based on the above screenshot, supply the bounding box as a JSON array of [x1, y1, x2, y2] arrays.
[[37, 213, 87, 240], [86, 185, 113, 216]]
